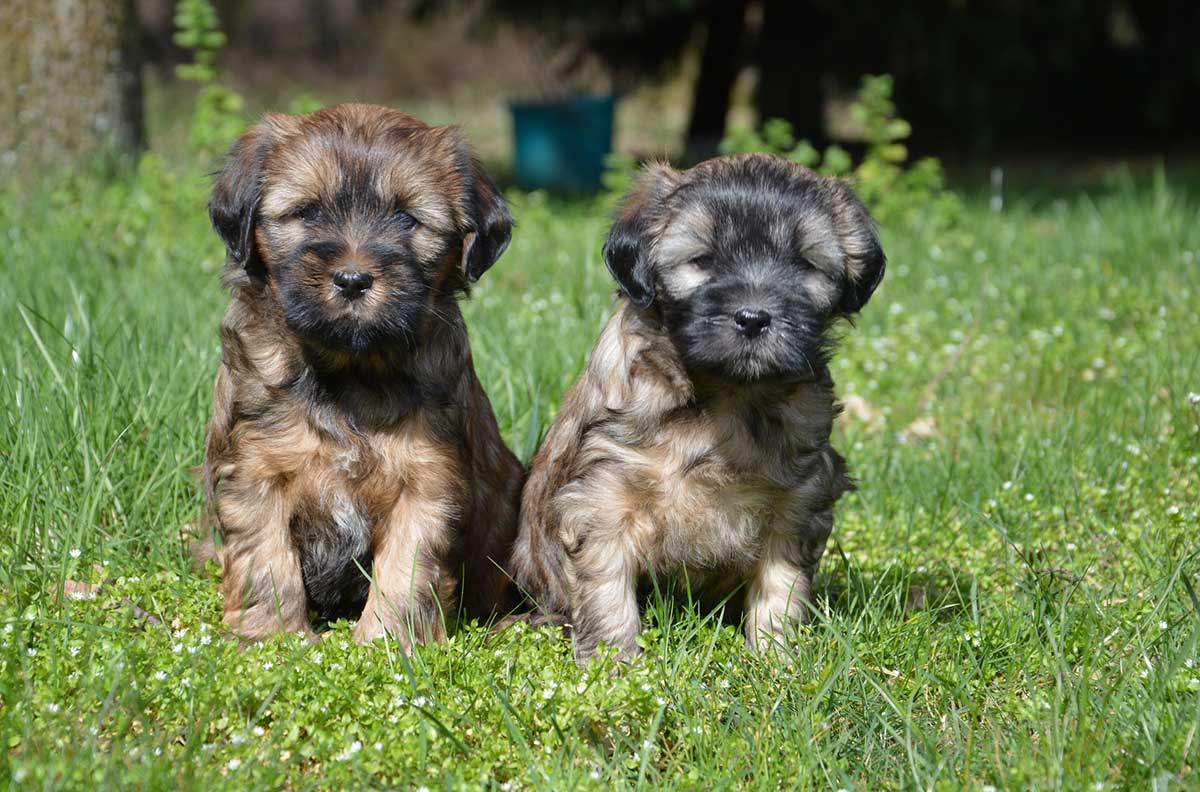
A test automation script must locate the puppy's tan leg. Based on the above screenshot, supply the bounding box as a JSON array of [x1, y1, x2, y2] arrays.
[[568, 537, 641, 665], [352, 494, 452, 649], [219, 488, 312, 641], [744, 511, 831, 652]]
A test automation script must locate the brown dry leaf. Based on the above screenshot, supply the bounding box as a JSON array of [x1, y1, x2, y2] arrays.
[[842, 394, 884, 427], [899, 416, 939, 443], [60, 579, 102, 602]]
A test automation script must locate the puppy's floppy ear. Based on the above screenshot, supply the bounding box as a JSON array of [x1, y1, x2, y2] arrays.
[[459, 152, 513, 283], [602, 162, 679, 309], [209, 119, 281, 275], [832, 180, 886, 314]]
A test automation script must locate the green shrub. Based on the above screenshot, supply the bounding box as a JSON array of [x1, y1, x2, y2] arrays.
[[173, 0, 247, 155]]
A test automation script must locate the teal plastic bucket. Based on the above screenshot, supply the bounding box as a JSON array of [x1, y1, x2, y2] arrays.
[[509, 93, 615, 193]]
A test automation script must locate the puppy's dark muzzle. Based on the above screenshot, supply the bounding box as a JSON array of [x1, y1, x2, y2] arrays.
[[332, 267, 374, 301], [733, 307, 771, 338]]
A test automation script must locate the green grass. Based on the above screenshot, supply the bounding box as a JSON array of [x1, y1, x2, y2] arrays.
[[1, 155, 1198, 791]]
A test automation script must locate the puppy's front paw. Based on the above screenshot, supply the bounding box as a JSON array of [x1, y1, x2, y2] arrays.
[[573, 637, 643, 669], [352, 604, 444, 650]]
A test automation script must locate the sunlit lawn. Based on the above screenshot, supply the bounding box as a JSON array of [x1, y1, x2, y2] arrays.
[[1, 158, 1198, 789]]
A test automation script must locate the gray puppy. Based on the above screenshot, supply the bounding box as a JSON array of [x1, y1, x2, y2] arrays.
[[511, 153, 885, 663]]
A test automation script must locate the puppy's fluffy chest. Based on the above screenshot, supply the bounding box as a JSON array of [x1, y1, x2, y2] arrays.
[[567, 387, 844, 574]]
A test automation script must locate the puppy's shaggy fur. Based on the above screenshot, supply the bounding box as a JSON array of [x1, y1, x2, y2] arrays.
[[201, 104, 522, 647], [511, 154, 885, 663]]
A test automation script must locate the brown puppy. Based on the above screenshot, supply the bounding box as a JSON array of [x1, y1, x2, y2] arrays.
[[511, 154, 885, 664], [201, 104, 522, 648]]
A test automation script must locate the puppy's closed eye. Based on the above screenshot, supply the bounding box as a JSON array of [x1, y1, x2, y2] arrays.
[[291, 203, 323, 223]]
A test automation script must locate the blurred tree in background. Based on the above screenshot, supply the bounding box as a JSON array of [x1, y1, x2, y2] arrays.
[[4, 0, 1197, 170], [0, 0, 144, 176], [485, 0, 1200, 158]]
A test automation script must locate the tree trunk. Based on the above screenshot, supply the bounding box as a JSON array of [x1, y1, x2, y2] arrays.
[[0, 0, 144, 177], [683, 0, 749, 162]]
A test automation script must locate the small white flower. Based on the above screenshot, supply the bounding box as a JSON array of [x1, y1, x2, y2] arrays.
[[982, 786, 998, 792], [46, 703, 60, 713], [1187, 392, 1200, 405], [1159, 621, 1169, 630], [180, 676, 192, 688], [1185, 659, 1195, 669], [171, 643, 184, 654], [373, 742, 382, 751], [311, 651, 322, 663], [230, 733, 246, 745], [262, 661, 273, 671], [589, 770, 601, 780], [252, 726, 265, 736], [719, 679, 731, 690], [199, 634, 212, 646], [412, 696, 427, 707], [153, 671, 167, 681], [69, 548, 81, 558], [26, 647, 36, 657], [1002, 480, 1013, 491], [541, 687, 554, 700], [227, 758, 241, 770], [656, 696, 666, 706], [1024, 493, 1034, 502], [70, 646, 80, 657]]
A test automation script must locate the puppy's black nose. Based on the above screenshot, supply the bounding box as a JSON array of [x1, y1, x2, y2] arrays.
[[733, 307, 772, 338], [332, 267, 373, 300]]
